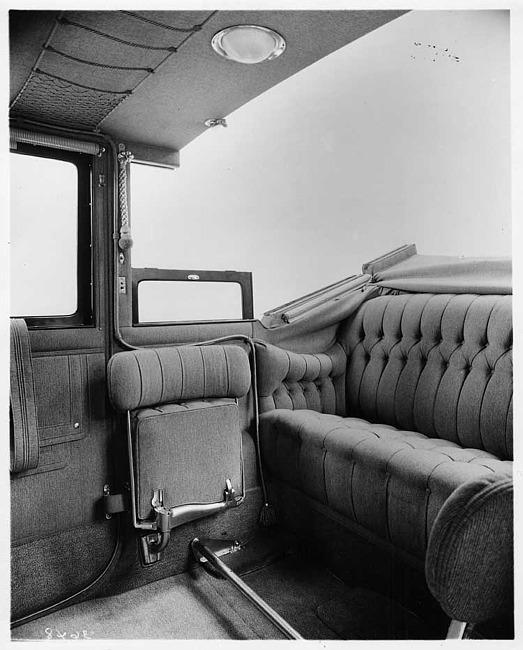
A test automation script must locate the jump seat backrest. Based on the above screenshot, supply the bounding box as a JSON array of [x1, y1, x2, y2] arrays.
[[255, 293, 512, 566]]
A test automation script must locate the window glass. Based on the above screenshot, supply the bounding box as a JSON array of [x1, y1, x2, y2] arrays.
[[138, 280, 243, 322], [10, 153, 78, 317]]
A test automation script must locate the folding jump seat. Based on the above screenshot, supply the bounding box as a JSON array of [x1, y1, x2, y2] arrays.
[[107, 344, 251, 557]]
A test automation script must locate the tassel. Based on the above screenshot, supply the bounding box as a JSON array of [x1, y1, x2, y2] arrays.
[[259, 502, 278, 527]]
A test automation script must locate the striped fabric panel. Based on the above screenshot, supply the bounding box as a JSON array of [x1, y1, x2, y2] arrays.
[[10, 319, 39, 473], [108, 344, 251, 412]]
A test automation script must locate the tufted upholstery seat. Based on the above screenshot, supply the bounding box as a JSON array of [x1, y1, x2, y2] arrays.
[[256, 293, 513, 566], [340, 294, 512, 459], [260, 410, 511, 560]]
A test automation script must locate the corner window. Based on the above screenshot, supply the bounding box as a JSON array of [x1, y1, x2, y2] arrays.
[[10, 146, 92, 327]]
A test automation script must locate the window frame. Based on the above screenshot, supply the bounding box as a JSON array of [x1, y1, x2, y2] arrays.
[[10, 144, 93, 328], [131, 268, 254, 325]]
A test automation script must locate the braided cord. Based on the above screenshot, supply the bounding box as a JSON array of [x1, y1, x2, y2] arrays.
[[44, 45, 154, 73], [118, 151, 134, 250], [12, 11, 220, 130], [120, 11, 203, 33], [34, 68, 132, 95], [59, 17, 177, 52]]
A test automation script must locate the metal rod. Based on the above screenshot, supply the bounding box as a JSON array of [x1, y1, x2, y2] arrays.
[[126, 411, 155, 530], [191, 538, 303, 640], [446, 620, 468, 639]]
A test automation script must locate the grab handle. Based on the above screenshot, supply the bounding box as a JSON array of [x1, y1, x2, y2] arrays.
[[10, 319, 39, 473]]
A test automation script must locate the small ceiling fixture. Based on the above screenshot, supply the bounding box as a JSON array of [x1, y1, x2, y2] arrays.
[[211, 25, 286, 64], [204, 118, 227, 128]]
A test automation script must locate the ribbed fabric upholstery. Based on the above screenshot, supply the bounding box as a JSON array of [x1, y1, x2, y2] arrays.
[[10, 319, 39, 473], [425, 474, 513, 623], [108, 344, 250, 412], [255, 341, 346, 415], [108, 344, 249, 525], [340, 294, 512, 460], [260, 410, 511, 560], [133, 399, 243, 520]]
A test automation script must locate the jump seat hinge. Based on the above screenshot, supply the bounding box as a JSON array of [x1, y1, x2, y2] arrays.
[[140, 479, 242, 565], [102, 484, 129, 519]]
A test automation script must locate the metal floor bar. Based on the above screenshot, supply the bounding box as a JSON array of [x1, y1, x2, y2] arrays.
[[191, 537, 304, 640]]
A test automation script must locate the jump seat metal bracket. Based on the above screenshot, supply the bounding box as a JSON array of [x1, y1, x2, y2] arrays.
[[139, 479, 243, 564]]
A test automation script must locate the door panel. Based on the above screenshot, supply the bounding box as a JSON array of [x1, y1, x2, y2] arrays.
[[10, 144, 117, 624], [11, 344, 110, 544], [11, 333, 117, 620]]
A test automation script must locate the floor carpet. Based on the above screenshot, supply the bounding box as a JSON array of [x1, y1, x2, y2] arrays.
[[11, 533, 438, 641]]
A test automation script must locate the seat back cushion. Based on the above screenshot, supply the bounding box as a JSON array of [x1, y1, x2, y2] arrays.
[[255, 341, 347, 415], [339, 294, 512, 460], [108, 344, 251, 412], [133, 398, 243, 520]]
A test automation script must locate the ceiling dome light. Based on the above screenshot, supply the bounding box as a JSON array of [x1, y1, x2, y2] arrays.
[[211, 25, 286, 64]]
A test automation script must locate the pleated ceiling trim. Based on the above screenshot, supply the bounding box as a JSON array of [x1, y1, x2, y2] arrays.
[[10, 128, 104, 155]]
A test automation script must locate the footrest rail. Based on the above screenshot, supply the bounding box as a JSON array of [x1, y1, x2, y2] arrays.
[[191, 537, 303, 640]]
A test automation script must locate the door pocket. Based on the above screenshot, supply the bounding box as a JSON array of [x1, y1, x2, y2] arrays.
[[33, 354, 85, 446]]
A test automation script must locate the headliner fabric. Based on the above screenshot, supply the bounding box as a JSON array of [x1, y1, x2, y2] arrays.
[[108, 344, 250, 411], [10, 11, 408, 150], [425, 473, 513, 623], [10, 319, 39, 473], [372, 255, 512, 294]]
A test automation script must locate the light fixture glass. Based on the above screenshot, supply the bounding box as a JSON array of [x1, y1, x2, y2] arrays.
[[211, 25, 286, 64]]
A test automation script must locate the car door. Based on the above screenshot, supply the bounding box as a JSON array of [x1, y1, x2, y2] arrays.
[[10, 134, 118, 625]]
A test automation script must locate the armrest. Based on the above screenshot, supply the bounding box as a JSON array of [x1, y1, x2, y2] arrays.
[[425, 473, 513, 624], [254, 340, 347, 415]]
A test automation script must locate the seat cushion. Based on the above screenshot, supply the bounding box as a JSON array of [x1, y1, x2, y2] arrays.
[[260, 409, 512, 560], [133, 399, 243, 521]]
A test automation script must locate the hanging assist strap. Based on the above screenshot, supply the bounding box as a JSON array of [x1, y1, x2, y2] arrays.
[[10, 319, 39, 473], [118, 149, 134, 251]]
